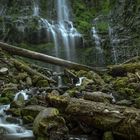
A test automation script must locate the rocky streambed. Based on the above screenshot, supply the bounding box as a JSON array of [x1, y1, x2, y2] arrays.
[[0, 48, 140, 140]]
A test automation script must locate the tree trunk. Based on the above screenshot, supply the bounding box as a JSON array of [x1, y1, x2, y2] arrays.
[[0, 42, 107, 72], [46, 95, 140, 140]]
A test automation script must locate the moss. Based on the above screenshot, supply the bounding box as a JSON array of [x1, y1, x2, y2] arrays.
[[23, 115, 34, 124], [36, 79, 49, 87], [0, 97, 10, 104], [135, 97, 140, 109], [96, 21, 109, 32], [117, 88, 135, 99], [2, 88, 17, 101], [16, 72, 28, 81], [103, 131, 114, 140], [113, 77, 129, 89]]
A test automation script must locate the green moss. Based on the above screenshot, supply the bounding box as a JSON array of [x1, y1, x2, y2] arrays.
[[23, 115, 34, 124], [0, 97, 10, 104], [96, 21, 109, 32], [2, 88, 17, 101], [36, 80, 49, 87], [103, 131, 114, 140]]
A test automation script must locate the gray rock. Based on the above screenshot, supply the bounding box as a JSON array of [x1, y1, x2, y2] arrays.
[[0, 67, 8, 75]]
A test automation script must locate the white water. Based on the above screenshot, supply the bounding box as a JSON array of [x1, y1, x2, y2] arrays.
[[0, 91, 34, 140], [76, 77, 85, 86], [58, 75, 62, 87], [92, 27, 104, 65], [33, 0, 82, 63], [33, 0, 39, 16], [108, 26, 118, 64], [14, 89, 29, 101]]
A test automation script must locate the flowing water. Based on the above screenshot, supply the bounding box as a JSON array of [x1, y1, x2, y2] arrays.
[[33, 0, 82, 64], [92, 27, 104, 66], [0, 90, 34, 140], [108, 26, 118, 64]]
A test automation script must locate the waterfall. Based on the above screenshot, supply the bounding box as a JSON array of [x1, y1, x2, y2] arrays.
[[14, 89, 29, 101], [33, 0, 39, 16], [108, 26, 118, 64], [92, 26, 104, 65], [33, 0, 82, 65]]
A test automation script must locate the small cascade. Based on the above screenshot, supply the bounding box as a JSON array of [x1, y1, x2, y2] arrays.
[[0, 105, 10, 123], [0, 90, 34, 140], [58, 75, 62, 87], [14, 89, 29, 101], [92, 27, 104, 65], [76, 77, 85, 86], [108, 26, 118, 64]]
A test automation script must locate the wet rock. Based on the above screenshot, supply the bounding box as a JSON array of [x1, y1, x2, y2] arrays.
[[33, 107, 68, 140], [16, 72, 28, 81], [116, 99, 132, 106], [26, 76, 32, 86], [135, 97, 140, 109], [50, 90, 60, 96], [102, 131, 114, 140], [0, 97, 10, 104], [21, 105, 46, 119], [83, 91, 113, 103], [6, 116, 21, 124], [10, 100, 24, 108], [0, 67, 8, 75], [36, 80, 49, 87]]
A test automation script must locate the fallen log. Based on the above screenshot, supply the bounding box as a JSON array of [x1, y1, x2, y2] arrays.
[[0, 42, 105, 72], [10, 58, 56, 83], [46, 95, 140, 140]]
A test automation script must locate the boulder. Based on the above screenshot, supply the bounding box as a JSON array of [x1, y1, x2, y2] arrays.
[[21, 105, 46, 119], [0, 67, 8, 75], [33, 108, 68, 140], [83, 91, 113, 103]]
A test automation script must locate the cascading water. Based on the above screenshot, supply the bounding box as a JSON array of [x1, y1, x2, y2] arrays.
[[33, 0, 39, 16], [14, 89, 29, 101], [0, 90, 34, 140], [108, 26, 118, 64], [33, 0, 82, 64], [92, 26, 104, 65]]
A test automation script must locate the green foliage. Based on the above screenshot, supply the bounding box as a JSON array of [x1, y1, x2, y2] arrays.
[[96, 21, 109, 32]]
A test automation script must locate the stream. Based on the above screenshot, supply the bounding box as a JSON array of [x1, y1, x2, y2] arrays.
[[0, 90, 34, 140]]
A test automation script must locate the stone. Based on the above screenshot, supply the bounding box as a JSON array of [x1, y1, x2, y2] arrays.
[[102, 131, 114, 140], [0, 67, 8, 75], [83, 91, 113, 103], [33, 108, 68, 140], [26, 77, 32, 86], [116, 99, 132, 106], [21, 105, 46, 119]]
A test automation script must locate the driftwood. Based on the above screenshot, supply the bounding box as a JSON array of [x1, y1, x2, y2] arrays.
[[10, 58, 56, 83], [46, 95, 140, 140], [0, 42, 104, 72]]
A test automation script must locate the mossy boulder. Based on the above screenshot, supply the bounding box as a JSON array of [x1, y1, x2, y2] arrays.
[[135, 97, 140, 109], [36, 80, 49, 87], [33, 108, 68, 140], [1, 87, 18, 101], [21, 105, 46, 123], [0, 97, 10, 104], [103, 131, 114, 140]]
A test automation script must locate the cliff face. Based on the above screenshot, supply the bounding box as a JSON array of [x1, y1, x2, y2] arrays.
[[108, 0, 140, 63], [0, 0, 139, 65]]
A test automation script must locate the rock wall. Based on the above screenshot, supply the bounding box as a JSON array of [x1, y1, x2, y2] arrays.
[[0, 0, 139, 66]]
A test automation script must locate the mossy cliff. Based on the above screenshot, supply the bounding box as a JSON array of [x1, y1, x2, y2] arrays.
[[0, 0, 140, 66]]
